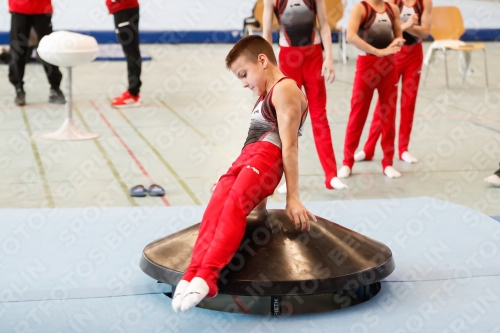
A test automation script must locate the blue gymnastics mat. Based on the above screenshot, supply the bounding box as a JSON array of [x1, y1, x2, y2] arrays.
[[1, 197, 499, 332], [0, 44, 151, 63], [94, 44, 152, 61]]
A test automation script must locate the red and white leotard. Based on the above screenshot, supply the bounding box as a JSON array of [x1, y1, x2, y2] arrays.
[[274, 0, 321, 47], [357, 1, 396, 54], [244, 77, 308, 149]]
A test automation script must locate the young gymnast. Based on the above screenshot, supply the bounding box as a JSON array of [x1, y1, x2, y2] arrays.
[[354, 0, 433, 164], [262, 0, 347, 192], [172, 35, 317, 312], [338, 0, 405, 179]]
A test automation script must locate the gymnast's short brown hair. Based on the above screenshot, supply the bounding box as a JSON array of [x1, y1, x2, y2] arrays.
[[225, 35, 277, 68]]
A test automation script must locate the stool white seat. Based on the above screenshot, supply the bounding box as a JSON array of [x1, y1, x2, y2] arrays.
[[37, 31, 100, 141]]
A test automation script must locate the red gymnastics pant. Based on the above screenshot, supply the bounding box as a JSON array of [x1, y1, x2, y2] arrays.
[[279, 44, 338, 188], [363, 43, 424, 160], [343, 54, 398, 169], [181, 141, 283, 297]]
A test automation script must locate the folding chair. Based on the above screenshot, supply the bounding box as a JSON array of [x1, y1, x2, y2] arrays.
[[423, 6, 488, 88], [243, 0, 279, 37]]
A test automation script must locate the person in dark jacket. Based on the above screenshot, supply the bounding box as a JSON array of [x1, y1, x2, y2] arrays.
[[8, 0, 65, 106], [106, 0, 143, 108]]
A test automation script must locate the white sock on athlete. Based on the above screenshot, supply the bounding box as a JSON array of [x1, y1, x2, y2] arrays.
[[338, 166, 351, 178], [171, 280, 189, 313], [354, 151, 366, 162], [401, 151, 418, 164], [180, 277, 209, 312], [384, 166, 401, 178], [277, 183, 287, 194], [330, 177, 348, 189], [484, 174, 500, 187]]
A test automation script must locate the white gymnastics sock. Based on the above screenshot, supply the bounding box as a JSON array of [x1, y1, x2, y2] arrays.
[[484, 174, 500, 187], [277, 183, 287, 194], [384, 166, 401, 179], [330, 177, 348, 189], [401, 151, 418, 164], [338, 166, 351, 178], [171, 280, 190, 313], [354, 151, 366, 162], [180, 277, 209, 312]]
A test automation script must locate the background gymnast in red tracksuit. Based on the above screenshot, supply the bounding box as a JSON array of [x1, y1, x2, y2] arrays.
[[171, 36, 316, 313], [355, 0, 433, 165], [106, 0, 143, 108], [262, 0, 348, 191], [338, 0, 405, 179]]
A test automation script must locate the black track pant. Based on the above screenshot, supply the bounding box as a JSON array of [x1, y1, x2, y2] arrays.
[[9, 12, 62, 90], [495, 163, 500, 177], [114, 6, 142, 96]]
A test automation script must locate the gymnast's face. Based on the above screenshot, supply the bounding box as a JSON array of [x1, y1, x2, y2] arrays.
[[230, 54, 268, 96]]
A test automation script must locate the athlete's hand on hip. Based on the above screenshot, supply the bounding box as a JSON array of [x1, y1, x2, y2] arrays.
[[376, 38, 405, 56], [322, 58, 335, 83], [285, 197, 317, 232]]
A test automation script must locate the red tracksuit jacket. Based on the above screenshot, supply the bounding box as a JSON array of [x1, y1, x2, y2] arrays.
[[8, 0, 53, 14], [106, 0, 139, 14]]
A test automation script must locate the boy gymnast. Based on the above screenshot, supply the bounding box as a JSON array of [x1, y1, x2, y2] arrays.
[[172, 35, 316, 312]]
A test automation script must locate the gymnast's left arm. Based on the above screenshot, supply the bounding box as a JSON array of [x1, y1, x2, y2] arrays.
[[273, 80, 317, 232]]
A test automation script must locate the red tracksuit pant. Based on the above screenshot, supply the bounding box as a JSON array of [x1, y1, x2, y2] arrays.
[[182, 142, 283, 297], [363, 43, 424, 160], [279, 44, 338, 188], [343, 54, 398, 169]]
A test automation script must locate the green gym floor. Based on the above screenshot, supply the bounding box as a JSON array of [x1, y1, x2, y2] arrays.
[[0, 42, 498, 215]]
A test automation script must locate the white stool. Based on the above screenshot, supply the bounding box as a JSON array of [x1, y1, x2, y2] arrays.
[[37, 31, 99, 141]]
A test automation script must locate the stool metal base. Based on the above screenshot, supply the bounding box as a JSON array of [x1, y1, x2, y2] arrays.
[[40, 67, 99, 141], [40, 118, 99, 141]]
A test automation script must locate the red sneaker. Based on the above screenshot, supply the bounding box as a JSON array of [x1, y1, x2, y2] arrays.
[[111, 91, 141, 108]]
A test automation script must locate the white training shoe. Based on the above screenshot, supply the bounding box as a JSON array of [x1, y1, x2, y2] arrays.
[[401, 151, 418, 164], [384, 166, 401, 178], [354, 151, 366, 162], [484, 174, 500, 187], [338, 166, 351, 179], [277, 183, 287, 194], [180, 277, 209, 312], [330, 177, 348, 189], [171, 280, 190, 313]]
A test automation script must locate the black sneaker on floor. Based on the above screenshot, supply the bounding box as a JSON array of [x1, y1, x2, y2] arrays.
[[49, 88, 66, 105], [15, 88, 26, 106]]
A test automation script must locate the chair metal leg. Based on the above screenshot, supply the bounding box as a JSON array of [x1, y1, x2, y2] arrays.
[[483, 48, 489, 88], [461, 53, 470, 86], [337, 30, 342, 61], [443, 48, 449, 89], [342, 28, 347, 64], [423, 64, 430, 86], [422, 49, 434, 86]]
